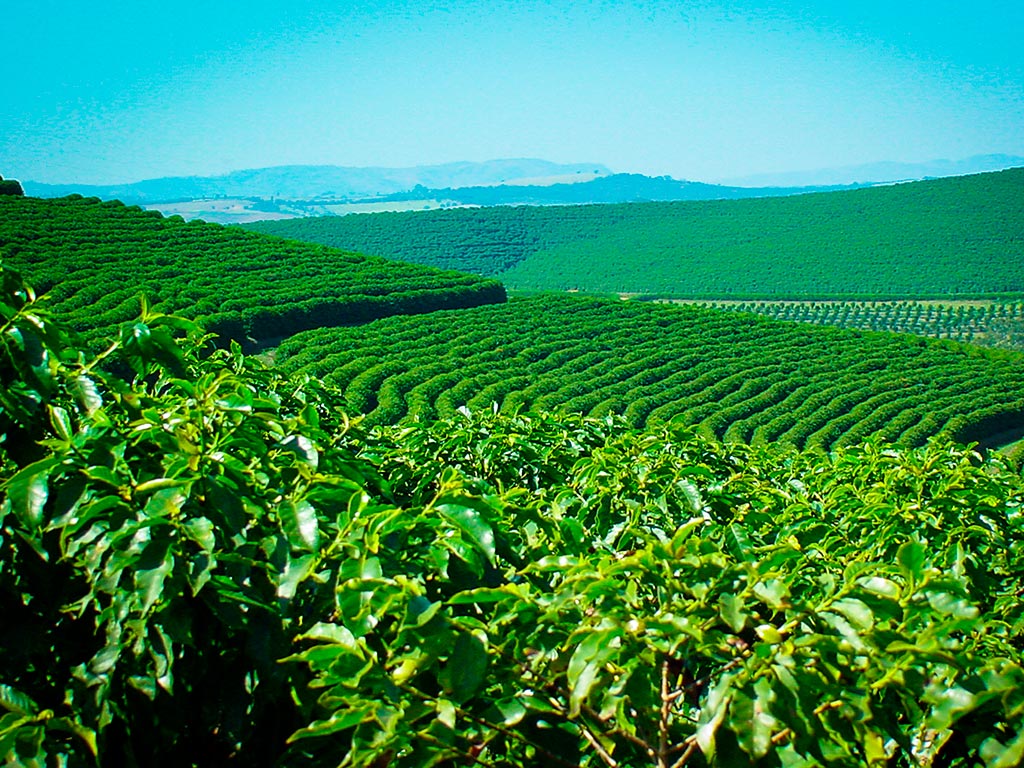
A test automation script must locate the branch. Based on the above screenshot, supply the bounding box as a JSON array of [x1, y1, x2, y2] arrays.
[[580, 726, 619, 768], [396, 683, 580, 768], [669, 741, 698, 768], [659, 659, 671, 768]]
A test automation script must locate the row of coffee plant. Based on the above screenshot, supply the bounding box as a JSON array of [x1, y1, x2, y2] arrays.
[[0, 194, 505, 346], [276, 294, 1024, 449]]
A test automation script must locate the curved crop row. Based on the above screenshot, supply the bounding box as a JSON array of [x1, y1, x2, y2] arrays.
[[276, 294, 1024, 450], [0, 194, 505, 345]]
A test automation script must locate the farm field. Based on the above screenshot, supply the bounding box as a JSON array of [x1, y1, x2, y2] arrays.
[[275, 293, 1024, 451], [246, 167, 1024, 298], [3, 264, 1024, 767], [0, 194, 505, 345], [4, 172, 1024, 766], [673, 299, 1024, 350]]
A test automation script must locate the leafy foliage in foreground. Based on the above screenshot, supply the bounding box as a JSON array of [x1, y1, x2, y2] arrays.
[[0, 194, 505, 346], [246, 168, 1024, 298], [2, 266, 1023, 767], [277, 294, 1024, 449]]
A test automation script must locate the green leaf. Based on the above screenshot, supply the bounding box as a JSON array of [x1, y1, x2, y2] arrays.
[[296, 622, 358, 649], [135, 539, 174, 614], [695, 676, 732, 760], [3, 457, 57, 529], [278, 498, 320, 552], [831, 598, 874, 631], [277, 554, 316, 599], [183, 516, 216, 552], [752, 578, 789, 611], [492, 698, 527, 727], [981, 727, 1024, 768], [408, 596, 442, 627], [896, 539, 927, 583], [719, 592, 747, 633], [567, 627, 621, 717], [48, 404, 73, 441], [288, 708, 370, 743], [447, 586, 518, 605], [73, 374, 103, 414], [925, 589, 978, 619], [0, 685, 37, 717], [278, 434, 319, 469], [436, 502, 496, 565], [926, 685, 976, 731], [143, 487, 187, 519], [726, 523, 755, 562], [441, 631, 488, 702]]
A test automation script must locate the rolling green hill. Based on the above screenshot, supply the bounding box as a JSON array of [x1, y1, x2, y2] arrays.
[[246, 168, 1024, 298], [275, 293, 1024, 450], [0, 194, 505, 345]]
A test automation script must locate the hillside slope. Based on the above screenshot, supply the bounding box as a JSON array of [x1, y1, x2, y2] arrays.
[[276, 293, 1024, 450], [248, 168, 1024, 298], [0, 195, 505, 344]]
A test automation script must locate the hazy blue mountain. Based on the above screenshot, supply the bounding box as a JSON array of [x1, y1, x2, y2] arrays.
[[364, 173, 864, 206], [21, 159, 612, 203], [720, 153, 1024, 188]]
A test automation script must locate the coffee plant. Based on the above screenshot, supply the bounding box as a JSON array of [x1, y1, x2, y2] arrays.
[[2, 262, 1023, 766]]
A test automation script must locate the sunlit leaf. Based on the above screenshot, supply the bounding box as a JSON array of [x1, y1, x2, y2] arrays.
[[279, 498, 320, 552], [3, 457, 57, 529]]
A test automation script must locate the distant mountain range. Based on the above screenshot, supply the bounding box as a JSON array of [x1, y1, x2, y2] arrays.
[[719, 153, 1024, 188], [355, 173, 865, 207], [18, 160, 867, 224], [21, 159, 613, 203], [17, 154, 1024, 224]]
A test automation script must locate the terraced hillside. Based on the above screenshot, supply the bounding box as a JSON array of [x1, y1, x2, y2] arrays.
[[247, 168, 1024, 298], [276, 294, 1024, 450], [0, 194, 505, 345]]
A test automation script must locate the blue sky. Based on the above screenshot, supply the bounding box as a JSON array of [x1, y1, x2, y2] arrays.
[[3, 0, 1023, 184]]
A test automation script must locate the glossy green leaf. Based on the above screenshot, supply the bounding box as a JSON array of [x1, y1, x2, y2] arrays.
[[719, 592, 747, 633], [567, 627, 621, 717], [4, 457, 57, 529], [726, 523, 755, 562], [278, 498, 320, 552], [277, 553, 316, 599], [135, 540, 174, 614], [288, 708, 370, 743], [436, 502, 496, 565], [296, 622, 358, 649], [896, 539, 927, 583], [0, 686, 37, 717], [72, 374, 103, 414]]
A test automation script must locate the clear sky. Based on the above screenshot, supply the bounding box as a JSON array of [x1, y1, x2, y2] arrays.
[[3, 0, 1023, 185]]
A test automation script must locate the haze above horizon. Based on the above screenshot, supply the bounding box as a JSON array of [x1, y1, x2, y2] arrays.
[[4, 1, 1023, 186]]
